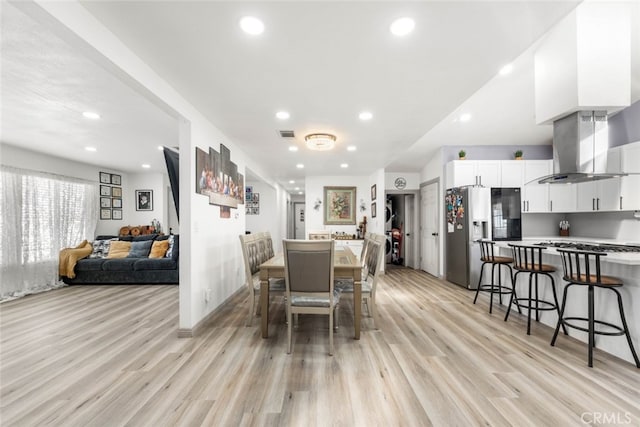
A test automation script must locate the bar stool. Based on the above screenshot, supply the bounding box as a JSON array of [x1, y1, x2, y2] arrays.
[[550, 248, 640, 368], [504, 243, 566, 336], [473, 240, 518, 314]]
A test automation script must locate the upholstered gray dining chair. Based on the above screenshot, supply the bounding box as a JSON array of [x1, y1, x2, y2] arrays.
[[283, 239, 339, 355]]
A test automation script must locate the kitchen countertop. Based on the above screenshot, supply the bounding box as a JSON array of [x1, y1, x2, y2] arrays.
[[493, 238, 640, 266]]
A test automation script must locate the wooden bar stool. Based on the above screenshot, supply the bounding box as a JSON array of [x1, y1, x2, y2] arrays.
[[473, 240, 518, 314], [550, 248, 640, 368], [504, 243, 566, 335]]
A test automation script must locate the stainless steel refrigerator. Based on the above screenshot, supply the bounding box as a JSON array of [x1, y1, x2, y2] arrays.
[[445, 187, 491, 289]]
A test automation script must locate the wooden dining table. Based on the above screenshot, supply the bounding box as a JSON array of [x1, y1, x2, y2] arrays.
[[259, 246, 363, 339]]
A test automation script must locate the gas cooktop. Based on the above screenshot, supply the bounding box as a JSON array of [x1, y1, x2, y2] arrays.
[[535, 241, 640, 253]]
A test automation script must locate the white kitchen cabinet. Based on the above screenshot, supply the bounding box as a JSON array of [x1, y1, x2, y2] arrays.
[[522, 160, 551, 213], [335, 240, 364, 259], [549, 184, 577, 212], [500, 161, 524, 187], [621, 141, 640, 173], [446, 160, 501, 188], [620, 175, 640, 210], [576, 178, 621, 212]]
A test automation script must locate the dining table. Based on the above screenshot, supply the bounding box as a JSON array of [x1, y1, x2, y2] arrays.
[[259, 246, 363, 339]]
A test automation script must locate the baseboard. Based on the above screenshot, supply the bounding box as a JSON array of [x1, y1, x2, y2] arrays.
[[177, 287, 245, 338]]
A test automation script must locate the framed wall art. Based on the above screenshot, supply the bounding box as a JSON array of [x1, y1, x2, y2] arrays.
[[136, 190, 153, 211], [99, 172, 111, 184], [112, 209, 123, 220], [100, 208, 111, 220], [371, 184, 377, 201], [112, 187, 122, 198], [100, 185, 111, 196], [324, 186, 356, 225], [100, 197, 111, 208], [112, 198, 122, 208], [371, 202, 377, 218], [110, 174, 121, 185]]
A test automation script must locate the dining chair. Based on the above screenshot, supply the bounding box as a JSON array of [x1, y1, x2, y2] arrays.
[[308, 230, 332, 240], [283, 239, 339, 355], [239, 233, 285, 326], [335, 233, 385, 329]]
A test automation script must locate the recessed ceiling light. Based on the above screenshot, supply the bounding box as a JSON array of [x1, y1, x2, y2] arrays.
[[82, 111, 100, 120], [157, 146, 164, 150], [84, 146, 96, 152], [142, 164, 151, 169], [298, 191, 303, 195], [390, 17, 415, 36], [296, 164, 304, 169], [295, 187, 300, 190], [499, 63, 514, 76], [289, 180, 295, 184], [359, 111, 373, 121], [288, 146, 298, 152], [276, 111, 290, 120], [240, 16, 264, 35], [459, 113, 472, 122], [347, 145, 357, 152], [340, 163, 349, 168]]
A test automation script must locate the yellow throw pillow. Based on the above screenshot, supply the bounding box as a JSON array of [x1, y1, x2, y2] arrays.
[[106, 241, 131, 259], [149, 240, 169, 259]]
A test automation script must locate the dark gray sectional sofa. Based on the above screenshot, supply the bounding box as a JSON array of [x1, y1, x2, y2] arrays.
[[62, 234, 179, 285]]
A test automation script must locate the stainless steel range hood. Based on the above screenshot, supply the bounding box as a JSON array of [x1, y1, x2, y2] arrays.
[[537, 111, 626, 184]]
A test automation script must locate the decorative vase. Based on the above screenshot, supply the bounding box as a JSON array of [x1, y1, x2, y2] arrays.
[[515, 156, 523, 160], [459, 156, 466, 160]]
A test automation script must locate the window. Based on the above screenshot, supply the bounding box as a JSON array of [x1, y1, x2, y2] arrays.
[[0, 166, 99, 300]]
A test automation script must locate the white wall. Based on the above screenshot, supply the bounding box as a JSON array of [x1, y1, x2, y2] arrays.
[[385, 172, 421, 191], [304, 175, 370, 237], [0, 144, 170, 237]]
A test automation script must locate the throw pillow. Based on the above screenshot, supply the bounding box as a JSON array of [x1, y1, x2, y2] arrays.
[[165, 235, 175, 258], [149, 240, 169, 258], [127, 240, 153, 258], [89, 239, 115, 259], [106, 241, 132, 259]]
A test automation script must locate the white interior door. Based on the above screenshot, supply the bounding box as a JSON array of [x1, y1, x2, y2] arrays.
[[294, 203, 305, 239], [421, 182, 439, 276]]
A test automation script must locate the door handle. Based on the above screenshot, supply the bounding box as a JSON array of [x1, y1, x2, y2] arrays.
[[592, 198, 595, 211], [431, 232, 439, 236], [597, 198, 600, 210], [406, 233, 411, 237]]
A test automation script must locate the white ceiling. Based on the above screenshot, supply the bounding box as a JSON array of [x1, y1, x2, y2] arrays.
[[4, 1, 637, 193]]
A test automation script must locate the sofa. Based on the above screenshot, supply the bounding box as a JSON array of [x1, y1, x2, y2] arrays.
[[61, 234, 179, 285]]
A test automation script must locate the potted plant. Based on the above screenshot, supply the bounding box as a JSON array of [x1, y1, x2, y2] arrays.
[[458, 149, 466, 160], [515, 150, 523, 160]]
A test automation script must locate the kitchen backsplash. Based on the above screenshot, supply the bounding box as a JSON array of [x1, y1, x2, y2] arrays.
[[567, 212, 640, 242], [522, 213, 566, 237]]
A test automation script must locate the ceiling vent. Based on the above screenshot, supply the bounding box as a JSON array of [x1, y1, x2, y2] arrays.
[[279, 130, 295, 138]]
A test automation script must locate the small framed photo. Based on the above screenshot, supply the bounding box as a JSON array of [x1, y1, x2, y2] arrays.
[[112, 187, 122, 198], [100, 208, 111, 220], [99, 172, 111, 184], [112, 198, 122, 208], [371, 202, 377, 218], [136, 190, 153, 211], [112, 209, 122, 220], [371, 184, 377, 201], [110, 174, 121, 185], [100, 197, 111, 208], [100, 185, 111, 196], [246, 186, 253, 193]]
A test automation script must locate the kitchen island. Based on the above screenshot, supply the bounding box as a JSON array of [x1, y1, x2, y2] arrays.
[[493, 238, 640, 366]]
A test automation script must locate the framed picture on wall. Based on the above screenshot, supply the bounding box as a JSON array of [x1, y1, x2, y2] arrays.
[[100, 208, 111, 220], [99, 172, 111, 184], [100, 185, 111, 196], [112, 187, 122, 197], [110, 174, 121, 185], [136, 190, 153, 211], [323, 186, 356, 225], [112, 209, 122, 220], [112, 198, 122, 208], [371, 184, 377, 201], [371, 202, 377, 218], [100, 197, 111, 208]]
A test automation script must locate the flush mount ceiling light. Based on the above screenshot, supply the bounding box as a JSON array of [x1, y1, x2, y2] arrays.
[[304, 133, 336, 151], [157, 145, 164, 150], [82, 111, 100, 119], [240, 16, 264, 35], [390, 17, 415, 36]]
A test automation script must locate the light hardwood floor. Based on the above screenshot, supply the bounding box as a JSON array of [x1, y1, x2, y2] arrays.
[[1, 268, 639, 426]]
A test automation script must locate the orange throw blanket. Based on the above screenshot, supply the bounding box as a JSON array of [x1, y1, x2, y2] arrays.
[[59, 240, 93, 279]]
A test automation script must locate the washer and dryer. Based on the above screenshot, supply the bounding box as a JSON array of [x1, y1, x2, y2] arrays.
[[385, 200, 393, 263]]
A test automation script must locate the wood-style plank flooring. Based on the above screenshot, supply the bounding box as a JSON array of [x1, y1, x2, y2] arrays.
[[1, 267, 639, 426]]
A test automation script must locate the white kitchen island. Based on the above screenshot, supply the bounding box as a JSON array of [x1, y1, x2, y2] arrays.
[[492, 239, 640, 366]]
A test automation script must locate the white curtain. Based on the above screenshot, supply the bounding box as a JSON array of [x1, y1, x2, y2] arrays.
[[0, 166, 99, 300]]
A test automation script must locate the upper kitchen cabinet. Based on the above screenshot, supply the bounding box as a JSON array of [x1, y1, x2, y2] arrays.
[[534, 2, 631, 124], [522, 160, 551, 213], [576, 178, 621, 212], [446, 160, 500, 188], [549, 184, 576, 213]]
